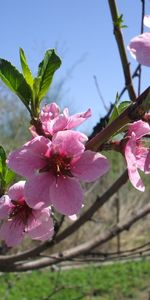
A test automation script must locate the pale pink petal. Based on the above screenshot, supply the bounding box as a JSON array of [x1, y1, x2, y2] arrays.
[[52, 115, 68, 133], [8, 181, 25, 200], [135, 147, 149, 172], [125, 139, 145, 192], [52, 130, 87, 157], [50, 177, 83, 215], [72, 150, 109, 182], [128, 33, 150, 67], [42, 117, 67, 136], [144, 15, 150, 28], [128, 120, 150, 139], [8, 136, 50, 177], [0, 196, 11, 218], [63, 107, 69, 117], [69, 214, 78, 221], [0, 220, 25, 247], [42, 121, 53, 135], [25, 173, 54, 209], [27, 208, 50, 229], [27, 209, 54, 240], [66, 108, 92, 129], [28, 222, 54, 240], [40, 103, 60, 122], [128, 163, 145, 192], [144, 149, 150, 173]]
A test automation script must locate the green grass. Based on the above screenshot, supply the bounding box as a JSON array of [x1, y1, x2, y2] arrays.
[[0, 259, 150, 299]]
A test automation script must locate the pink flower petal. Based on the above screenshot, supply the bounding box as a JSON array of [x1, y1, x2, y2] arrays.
[[128, 120, 150, 139], [40, 103, 60, 122], [144, 15, 150, 28], [52, 115, 68, 133], [66, 108, 92, 129], [63, 107, 69, 117], [72, 150, 109, 182], [128, 33, 150, 67], [0, 220, 25, 247], [8, 136, 50, 177], [144, 149, 150, 173], [68, 214, 78, 221], [27, 209, 54, 241], [136, 147, 149, 172], [50, 177, 83, 215], [0, 196, 11, 218], [52, 130, 87, 157], [25, 173, 54, 209], [125, 139, 145, 192], [8, 181, 25, 200]]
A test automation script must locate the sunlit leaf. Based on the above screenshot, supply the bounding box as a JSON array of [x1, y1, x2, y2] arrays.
[[5, 169, 15, 186], [118, 101, 131, 114], [0, 146, 6, 175], [19, 48, 34, 88], [0, 59, 32, 106], [108, 105, 119, 124], [37, 49, 61, 101], [109, 101, 131, 125]]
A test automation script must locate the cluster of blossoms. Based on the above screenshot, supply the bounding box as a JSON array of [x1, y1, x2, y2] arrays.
[[0, 103, 110, 246], [126, 14, 150, 190], [1, 14, 150, 247], [1, 103, 150, 247]]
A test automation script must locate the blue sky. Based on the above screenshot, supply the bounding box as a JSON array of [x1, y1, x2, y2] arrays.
[[0, 0, 150, 133]]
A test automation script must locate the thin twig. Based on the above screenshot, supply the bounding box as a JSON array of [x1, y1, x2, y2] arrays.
[[108, 0, 136, 101], [93, 75, 109, 111], [118, 65, 140, 101]]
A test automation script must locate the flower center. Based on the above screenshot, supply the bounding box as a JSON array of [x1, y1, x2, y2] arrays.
[[40, 153, 73, 177], [9, 198, 32, 225]]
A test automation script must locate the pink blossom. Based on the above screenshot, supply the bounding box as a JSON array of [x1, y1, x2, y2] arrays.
[[144, 15, 150, 28], [0, 181, 54, 247], [124, 120, 150, 192], [127, 33, 150, 66], [8, 131, 109, 216], [127, 15, 150, 66], [39, 102, 92, 136]]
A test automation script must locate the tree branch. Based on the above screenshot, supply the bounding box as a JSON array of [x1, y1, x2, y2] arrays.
[[4, 201, 150, 272], [86, 86, 150, 151], [0, 170, 128, 267]]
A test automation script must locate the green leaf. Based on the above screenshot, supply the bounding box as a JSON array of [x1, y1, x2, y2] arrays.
[[0, 146, 6, 175], [0, 59, 32, 106], [33, 77, 41, 99], [19, 48, 34, 88], [37, 49, 61, 101], [108, 105, 119, 124], [109, 101, 131, 125], [5, 169, 15, 186], [114, 14, 127, 29], [115, 92, 119, 105], [0, 147, 16, 191], [117, 101, 131, 114], [0, 146, 6, 164]]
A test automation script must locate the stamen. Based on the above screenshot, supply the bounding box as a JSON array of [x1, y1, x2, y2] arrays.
[[8, 199, 32, 225], [39, 153, 73, 178]]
